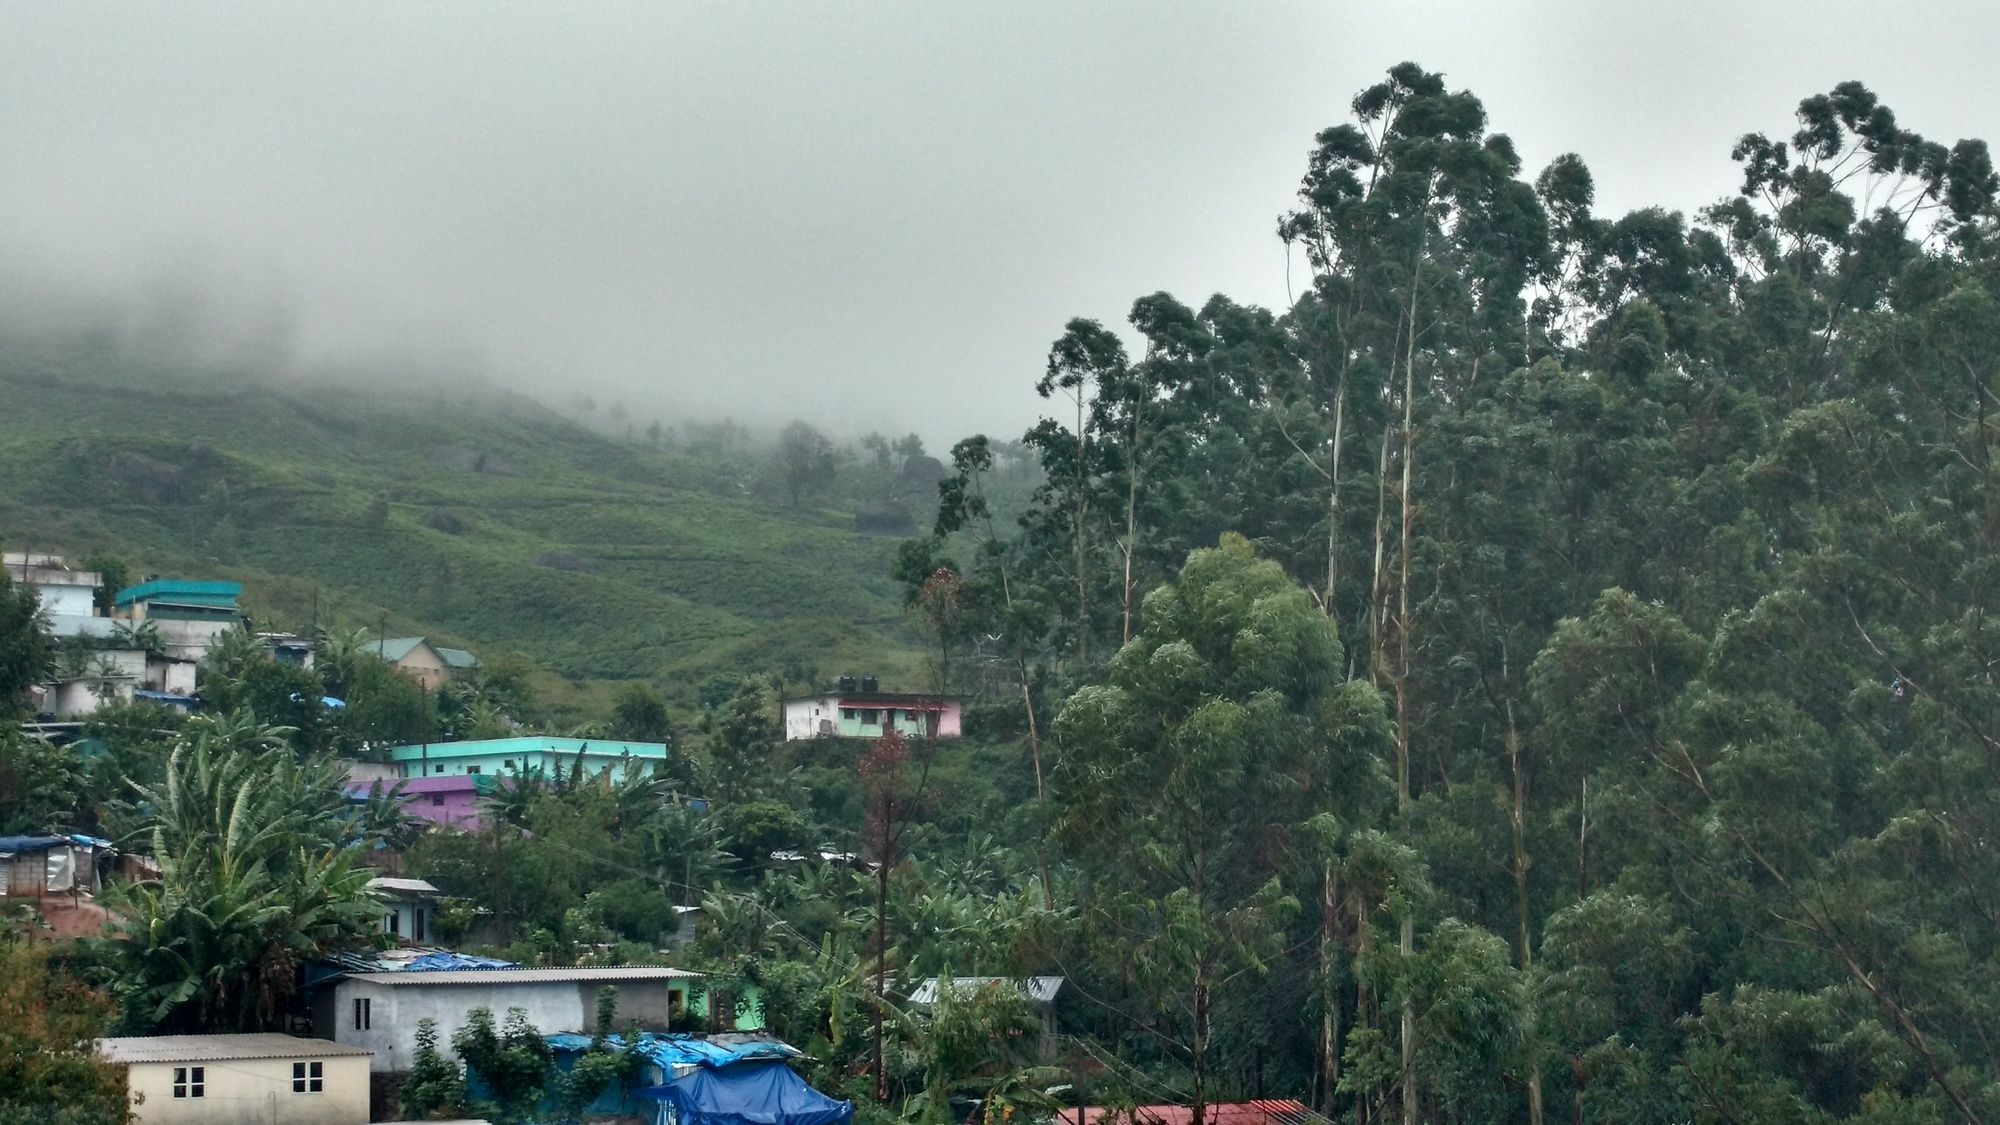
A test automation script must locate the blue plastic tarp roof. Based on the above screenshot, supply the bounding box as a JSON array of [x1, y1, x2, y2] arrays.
[[546, 1033, 802, 1071], [402, 951, 515, 971], [0, 836, 66, 852], [637, 1060, 854, 1125]]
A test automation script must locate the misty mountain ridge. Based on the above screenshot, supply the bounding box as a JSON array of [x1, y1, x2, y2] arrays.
[[0, 334, 933, 715]]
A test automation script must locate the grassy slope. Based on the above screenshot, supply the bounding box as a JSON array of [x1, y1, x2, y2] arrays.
[[0, 346, 925, 713]]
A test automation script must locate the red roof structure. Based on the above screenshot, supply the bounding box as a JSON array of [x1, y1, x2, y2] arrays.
[[1069, 1101, 1315, 1125]]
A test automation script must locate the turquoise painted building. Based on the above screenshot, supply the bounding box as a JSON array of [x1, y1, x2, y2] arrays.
[[389, 735, 672, 781], [113, 579, 242, 622]]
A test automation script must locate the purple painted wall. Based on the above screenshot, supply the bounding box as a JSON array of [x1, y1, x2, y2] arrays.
[[353, 775, 484, 829]]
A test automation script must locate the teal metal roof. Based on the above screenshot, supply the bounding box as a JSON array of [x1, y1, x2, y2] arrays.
[[370, 637, 479, 668], [114, 579, 242, 608], [387, 736, 671, 763], [369, 637, 428, 663]]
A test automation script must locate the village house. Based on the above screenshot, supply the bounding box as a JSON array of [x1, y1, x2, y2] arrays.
[[0, 833, 112, 898], [5, 551, 103, 627], [366, 636, 478, 690], [367, 876, 444, 944], [355, 772, 487, 829], [782, 676, 963, 741], [5, 554, 196, 717], [260, 630, 317, 669], [114, 578, 245, 663], [908, 975, 1065, 1054], [314, 965, 707, 1072], [389, 734, 672, 782], [357, 736, 679, 829], [96, 1033, 372, 1125]]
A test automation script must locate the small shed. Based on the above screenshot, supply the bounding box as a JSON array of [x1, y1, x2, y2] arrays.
[[0, 834, 112, 898], [98, 1033, 373, 1124], [909, 975, 1066, 1050]]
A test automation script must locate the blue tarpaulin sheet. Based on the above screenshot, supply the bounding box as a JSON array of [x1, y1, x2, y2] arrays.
[[545, 1033, 801, 1071], [637, 1060, 854, 1125], [402, 951, 516, 971]]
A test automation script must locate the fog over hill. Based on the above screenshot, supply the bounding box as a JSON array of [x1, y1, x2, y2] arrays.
[[5, 3, 1996, 446]]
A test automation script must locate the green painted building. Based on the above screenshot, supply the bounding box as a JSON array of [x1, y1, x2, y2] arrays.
[[390, 735, 672, 781]]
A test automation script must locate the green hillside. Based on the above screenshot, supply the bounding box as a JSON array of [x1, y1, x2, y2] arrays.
[[0, 346, 927, 711]]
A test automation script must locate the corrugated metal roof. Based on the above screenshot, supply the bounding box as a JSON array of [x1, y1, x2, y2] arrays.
[[113, 579, 242, 608], [908, 976, 1064, 1005], [1074, 1103, 1316, 1125], [386, 736, 671, 762], [99, 1034, 370, 1064], [349, 966, 702, 986], [367, 877, 441, 896], [369, 637, 429, 663], [436, 646, 480, 669]]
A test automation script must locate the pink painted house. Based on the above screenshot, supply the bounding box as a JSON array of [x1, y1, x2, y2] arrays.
[[351, 774, 484, 829]]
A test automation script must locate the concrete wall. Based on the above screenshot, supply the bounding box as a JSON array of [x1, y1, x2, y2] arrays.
[[392, 645, 453, 690], [785, 699, 833, 740], [125, 1055, 369, 1125], [147, 655, 197, 694], [367, 775, 483, 829], [784, 696, 963, 741], [152, 619, 234, 663], [381, 899, 434, 944], [400, 749, 663, 783], [32, 581, 97, 617], [44, 613, 118, 640], [329, 977, 691, 1072], [46, 677, 134, 718]]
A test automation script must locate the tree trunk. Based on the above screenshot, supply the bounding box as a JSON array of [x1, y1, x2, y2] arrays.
[[1074, 396, 1090, 664], [1320, 859, 1342, 1114], [1396, 243, 1422, 1125], [1122, 458, 1140, 646], [1020, 662, 1055, 910], [1122, 402, 1144, 646], [1507, 702, 1544, 1125], [1326, 371, 1348, 615], [1192, 972, 1211, 1125], [1355, 906, 1377, 1125], [873, 860, 889, 1102], [1368, 422, 1393, 679]]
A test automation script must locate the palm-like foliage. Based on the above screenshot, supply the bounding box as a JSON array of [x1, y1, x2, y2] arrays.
[[312, 625, 375, 699], [111, 713, 387, 1032], [198, 625, 266, 685]]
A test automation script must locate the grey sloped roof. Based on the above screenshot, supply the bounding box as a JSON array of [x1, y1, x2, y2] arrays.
[[99, 1034, 370, 1064], [349, 966, 702, 986], [908, 975, 1064, 1005], [367, 876, 442, 896]]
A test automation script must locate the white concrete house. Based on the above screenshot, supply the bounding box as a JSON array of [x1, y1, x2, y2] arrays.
[[97, 1033, 372, 1125], [367, 876, 443, 944], [315, 965, 703, 1072], [4, 552, 101, 617]]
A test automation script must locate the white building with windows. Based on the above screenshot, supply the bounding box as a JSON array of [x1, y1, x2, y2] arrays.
[[96, 1033, 371, 1124], [316, 965, 702, 1072], [368, 876, 443, 944]]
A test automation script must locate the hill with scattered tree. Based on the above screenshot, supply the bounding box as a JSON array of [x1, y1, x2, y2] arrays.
[[0, 338, 1025, 714]]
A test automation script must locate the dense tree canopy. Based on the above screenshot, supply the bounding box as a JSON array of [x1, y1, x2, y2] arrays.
[[895, 63, 2000, 1124]]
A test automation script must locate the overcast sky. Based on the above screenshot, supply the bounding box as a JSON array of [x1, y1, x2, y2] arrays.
[[1, 2, 1992, 443]]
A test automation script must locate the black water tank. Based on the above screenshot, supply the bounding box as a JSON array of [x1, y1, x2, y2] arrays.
[[861, 675, 879, 693], [838, 675, 858, 693]]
